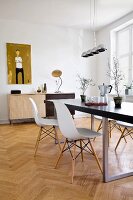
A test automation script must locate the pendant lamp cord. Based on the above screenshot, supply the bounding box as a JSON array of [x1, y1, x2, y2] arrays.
[[92, 0, 97, 47]]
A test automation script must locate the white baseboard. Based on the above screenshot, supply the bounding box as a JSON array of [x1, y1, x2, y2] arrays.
[[0, 114, 90, 124], [0, 120, 10, 124], [74, 112, 91, 118]]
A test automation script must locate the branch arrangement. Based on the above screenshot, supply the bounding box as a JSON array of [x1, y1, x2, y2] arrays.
[[77, 74, 95, 95], [107, 57, 124, 96]]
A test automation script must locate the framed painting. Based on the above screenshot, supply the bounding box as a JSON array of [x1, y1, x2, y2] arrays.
[[7, 43, 32, 84]]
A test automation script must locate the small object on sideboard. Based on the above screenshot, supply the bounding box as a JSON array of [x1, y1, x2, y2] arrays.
[[37, 87, 41, 93], [43, 83, 47, 93], [11, 90, 21, 94]]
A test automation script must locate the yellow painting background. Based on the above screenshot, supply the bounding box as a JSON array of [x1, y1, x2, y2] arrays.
[[7, 43, 32, 84]]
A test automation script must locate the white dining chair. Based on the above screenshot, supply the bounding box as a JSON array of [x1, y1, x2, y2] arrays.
[[53, 100, 103, 183], [29, 98, 61, 156], [115, 121, 133, 150], [94, 115, 116, 137]]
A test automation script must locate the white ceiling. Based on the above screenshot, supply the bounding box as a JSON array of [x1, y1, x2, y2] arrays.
[[0, 0, 133, 30]]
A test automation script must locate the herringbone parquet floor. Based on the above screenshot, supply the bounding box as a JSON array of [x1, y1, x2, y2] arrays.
[[0, 118, 133, 200]]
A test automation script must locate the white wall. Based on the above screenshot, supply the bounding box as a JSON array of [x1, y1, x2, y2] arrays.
[[0, 19, 97, 123], [96, 12, 133, 93]]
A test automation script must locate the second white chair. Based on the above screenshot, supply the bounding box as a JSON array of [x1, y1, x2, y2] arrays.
[[53, 100, 103, 183], [115, 121, 133, 150], [94, 115, 116, 138], [29, 98, 61, 156]]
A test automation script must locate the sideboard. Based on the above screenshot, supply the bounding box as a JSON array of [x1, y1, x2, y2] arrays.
[[45, 93, 75, 117], [8, 94, 46, 123], [8, 92, 75, 123]]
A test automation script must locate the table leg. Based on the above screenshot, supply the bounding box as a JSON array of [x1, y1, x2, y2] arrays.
[[102, 117, 133, 182], [91, 114, 94, 131], [102, 117, 109, 182]]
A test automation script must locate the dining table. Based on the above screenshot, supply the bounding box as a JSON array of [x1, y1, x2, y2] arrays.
[[49, 98, 133, 183]]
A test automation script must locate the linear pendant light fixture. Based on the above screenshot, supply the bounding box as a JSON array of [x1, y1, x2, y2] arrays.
[[81, 0, 107, 58]]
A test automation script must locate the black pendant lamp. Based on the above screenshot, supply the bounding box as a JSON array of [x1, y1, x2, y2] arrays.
[[81, 0, 107, 58]]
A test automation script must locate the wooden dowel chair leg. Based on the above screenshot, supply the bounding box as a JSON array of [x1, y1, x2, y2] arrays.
[[109, 121, 112, 138], [123, 128, 128, 143], [108, 123, 110, 147], [89, 139, 103, 174], [54, 127, 61, 151], [123, 136, 127, 143], [94, 120, 102, 141], [55, 139, 67, 169], [71, 141, 76, 184], [34, 127, 42, 157], [80, 140, 84, 162], [115, 127, 126, 150], [97, 120, 102, 132], [130, 133, 133, 139]]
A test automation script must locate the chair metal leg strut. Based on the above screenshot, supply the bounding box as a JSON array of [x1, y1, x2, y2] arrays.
[[34, 126, 61, 156], [115, 126, 133, 150], [55, 138, 103, 183]]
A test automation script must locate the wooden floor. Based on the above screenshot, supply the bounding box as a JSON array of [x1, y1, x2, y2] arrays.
[[0, 118, 133, 200]]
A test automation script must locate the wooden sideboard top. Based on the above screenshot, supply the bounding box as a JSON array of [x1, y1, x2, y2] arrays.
[[8, 93, 46, 96], [9, 92, 75, 96]]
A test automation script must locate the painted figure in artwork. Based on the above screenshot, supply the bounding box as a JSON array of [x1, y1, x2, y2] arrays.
[[15, 49, 24, 84], [8, 70, 12, 84]]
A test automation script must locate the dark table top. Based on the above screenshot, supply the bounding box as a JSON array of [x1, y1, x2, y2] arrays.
[[59, 99, 133, 124]]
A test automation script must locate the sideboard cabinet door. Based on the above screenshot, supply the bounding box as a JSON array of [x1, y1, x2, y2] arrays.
[[46, 93, 75, 117], [8, 94, 46, 121]]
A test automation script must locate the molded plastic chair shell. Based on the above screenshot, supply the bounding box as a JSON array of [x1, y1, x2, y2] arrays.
[[53, 100, 102, 141], [29, 98, 60, 156], [115, 120, 133, 150], [116, 121, 133, 128], [53, 100, 103, 183], [29, 98, 58, 127]]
